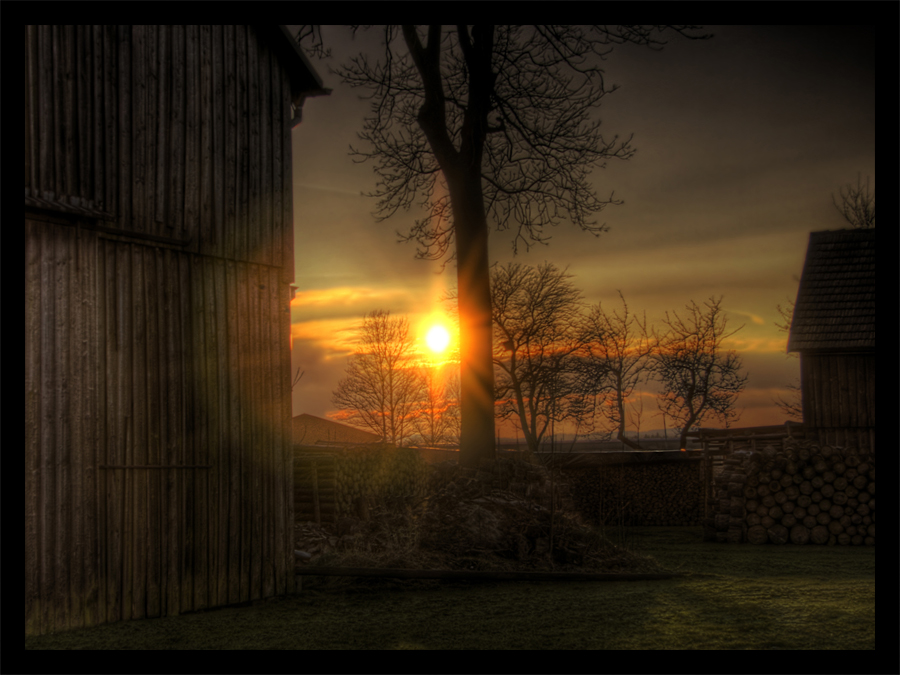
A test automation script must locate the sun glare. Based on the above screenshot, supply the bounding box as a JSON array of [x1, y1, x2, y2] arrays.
[[425, 325, 451, 354]]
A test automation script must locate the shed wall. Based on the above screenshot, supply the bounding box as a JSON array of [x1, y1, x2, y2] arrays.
[[800, 352, 875, 454], [24, 25, 294, 280], [25, 217, 295, 636]]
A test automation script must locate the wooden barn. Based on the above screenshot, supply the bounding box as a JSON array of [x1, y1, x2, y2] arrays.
[[787, 229, 875, 454], [25, 25, 327, 636]]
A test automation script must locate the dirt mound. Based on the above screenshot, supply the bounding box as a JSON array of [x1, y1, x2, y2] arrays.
[[295, 456, 662, 586]]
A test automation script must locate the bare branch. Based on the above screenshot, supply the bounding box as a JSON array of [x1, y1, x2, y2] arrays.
[[832, 173, 875, 229]]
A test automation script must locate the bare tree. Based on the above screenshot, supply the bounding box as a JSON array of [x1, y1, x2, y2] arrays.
[[332, 310, 423, 446], [653, 297, 749, 450], [491, 262, 588, 454], [832, 173, 875, 229], [772, 298, 802, 421], [301, 25, 711, 467], [411, 362, 458, 445], [577, 290, 657, 449]]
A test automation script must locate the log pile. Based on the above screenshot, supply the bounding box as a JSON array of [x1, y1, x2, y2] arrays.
[[705, 439, 875, 545], [564, 462, 703, 527]]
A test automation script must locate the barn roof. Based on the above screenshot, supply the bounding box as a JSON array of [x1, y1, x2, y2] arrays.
[[259, 25, 330, 127], [787, 228, 875, 353]]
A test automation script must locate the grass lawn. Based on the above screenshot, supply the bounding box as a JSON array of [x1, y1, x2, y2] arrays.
[[24, 527, 875, 650]]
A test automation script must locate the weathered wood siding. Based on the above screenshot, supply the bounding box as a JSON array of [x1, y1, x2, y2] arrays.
[[24, 25, 294, 281], [25, 24, 303, 637], [800, 352, 875, 454]]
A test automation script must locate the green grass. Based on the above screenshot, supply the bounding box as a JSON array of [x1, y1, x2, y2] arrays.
[[25, 527, 874, 650]]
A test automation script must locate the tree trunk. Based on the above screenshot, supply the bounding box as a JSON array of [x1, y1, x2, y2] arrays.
[[451, 169, 496, 468]]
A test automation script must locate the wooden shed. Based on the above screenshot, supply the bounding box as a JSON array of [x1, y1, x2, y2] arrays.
[[787, 229, 875, 454], [25, 25, 327, 636]]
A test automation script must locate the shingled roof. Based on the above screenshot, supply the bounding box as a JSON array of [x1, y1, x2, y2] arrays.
[[787, 229, 875, 353]]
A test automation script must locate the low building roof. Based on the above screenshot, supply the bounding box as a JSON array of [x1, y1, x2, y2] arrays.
[[292, 413, 382, 446], [787, 229, 875, 353]]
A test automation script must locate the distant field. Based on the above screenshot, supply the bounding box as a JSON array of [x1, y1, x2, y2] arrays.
[[25, 527, 874, 650]]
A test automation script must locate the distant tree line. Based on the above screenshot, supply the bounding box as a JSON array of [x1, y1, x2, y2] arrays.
[[332, 262, 750, 451]]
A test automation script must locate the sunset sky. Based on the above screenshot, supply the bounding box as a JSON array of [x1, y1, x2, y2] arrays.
[[285, 25, 875, 436]]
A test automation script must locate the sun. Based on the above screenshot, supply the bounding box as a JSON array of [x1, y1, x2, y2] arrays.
[[425, 324, 451, 354]]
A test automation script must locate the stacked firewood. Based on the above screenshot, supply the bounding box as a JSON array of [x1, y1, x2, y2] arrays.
[[706, 439, 875, 545]]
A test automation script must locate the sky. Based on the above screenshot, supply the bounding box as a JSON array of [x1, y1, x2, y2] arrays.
[[285, 25, 875, 436]]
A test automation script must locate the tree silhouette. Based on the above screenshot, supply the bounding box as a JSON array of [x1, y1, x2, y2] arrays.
[[300, 25, 711, 466], [578, 290, 657, 449], [653, 296, 748, 450], [332, 310, 422, 446], [492, 262, 588, 454], [832, 173, 875, 229]]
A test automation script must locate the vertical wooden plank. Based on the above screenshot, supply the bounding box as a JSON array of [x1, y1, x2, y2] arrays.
[[280, 65, 294, 285], [25, 27, 34, 196], [165, 249, 184, 616], [865, 354, 875, 429], [145, 26, 158, 232], [258, 42, 272, 268], [62, 25, 77, 201], [39, 221, 57, 634], [247, 29, 261, 267], [180, 253, 195, 615], [131, 247, 148, 621], [118, 25, 133, 230], [70, 226, 86, 632], [226, 259, 242, 604], [192, 257, 209, 612], [104, 241, 123, 625], [270, 59, 284, 281], [95, 237, 109, 629], [132, 26, 146, 233], [836, 355, 848, 429], [281, 279, 295, 595], [82, 228, 100, 630], [173, 252, 190, 615], [258, 269, 272, 599], [249, 265, 263, 601], [169, 25, 185, 234], [154, 248, 169, 614], [92, 26, 105, 213], [211, 25, 225, 257], [235, 26, 249, 263], [214, 259, 230, 608], [103, 25, 118, 218], [155, 26, 169, 225], [52, 26, 64, 198], [72, 26, 93, 201], [25, 220, 43, 636], [202, 258, 221, 608], [54, 226, 72, 632], [266, 270, 281, 597], [184, 26, 200, 247], [223, 25, 237, 262], [39, 25, 55, 199], [77, 25, 92, 202], [199, 25, 214, 255], [118, 245, 134, 623], [238, 264, 252, 603], [145, 247, 162, 619]]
